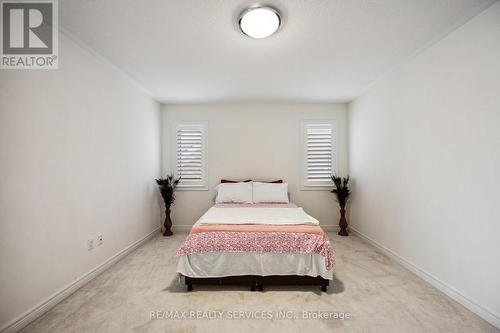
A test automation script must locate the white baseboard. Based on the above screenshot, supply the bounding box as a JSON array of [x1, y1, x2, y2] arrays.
[[350, 226, 500, 329], [171, 224, 192, 233], [321, 225, 339, 232], [0, 227, 161, 333]]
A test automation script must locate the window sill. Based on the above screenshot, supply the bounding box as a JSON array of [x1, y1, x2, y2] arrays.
[[176, 186, 209, 191], [300, 186, 333, 191]]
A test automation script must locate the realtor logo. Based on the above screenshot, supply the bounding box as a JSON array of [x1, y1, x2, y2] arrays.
[[1, 0, 58, 69]]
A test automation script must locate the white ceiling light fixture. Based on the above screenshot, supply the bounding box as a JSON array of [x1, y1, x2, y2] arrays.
[[239, 6, 281, 39]]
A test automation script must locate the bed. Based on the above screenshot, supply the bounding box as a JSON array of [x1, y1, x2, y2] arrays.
[[175, 181, 335, 292]]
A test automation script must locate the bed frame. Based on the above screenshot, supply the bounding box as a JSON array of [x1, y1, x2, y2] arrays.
[[184, 275, 329, 292]]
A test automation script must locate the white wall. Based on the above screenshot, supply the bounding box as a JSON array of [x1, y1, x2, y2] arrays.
[[0, 33, 161, 330], [161, 103, 348, 229], [349, 2, 500, 327]]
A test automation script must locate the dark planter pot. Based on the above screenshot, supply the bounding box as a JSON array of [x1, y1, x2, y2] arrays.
[[338, 207, 349, 236], [163, 206, 173, 237]]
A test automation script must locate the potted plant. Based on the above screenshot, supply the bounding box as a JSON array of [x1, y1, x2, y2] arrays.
[[155, 174, 180, 236], [331, 175, 351, 236]]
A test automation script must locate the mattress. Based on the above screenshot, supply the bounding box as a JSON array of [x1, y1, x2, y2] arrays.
[[176, 203, 335, 280]]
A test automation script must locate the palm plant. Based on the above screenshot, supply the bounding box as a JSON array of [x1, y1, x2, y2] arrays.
[[155, 174, 180, 207], [331, 175, 350, 208], [155, 174, 180, 236], [331, 174, 351, 236]]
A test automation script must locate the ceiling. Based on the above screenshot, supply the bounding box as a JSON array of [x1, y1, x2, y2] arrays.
[[59, 0, 495, 103]]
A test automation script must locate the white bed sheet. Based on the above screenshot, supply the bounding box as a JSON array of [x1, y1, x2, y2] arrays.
[[177, 252, 333, 280], [196, 207, 320, 226]]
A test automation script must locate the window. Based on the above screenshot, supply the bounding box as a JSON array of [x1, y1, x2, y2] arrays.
[[173, 122, 208, 190], [301, 120, 336, 189]]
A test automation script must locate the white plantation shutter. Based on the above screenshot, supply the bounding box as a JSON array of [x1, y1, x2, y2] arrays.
[[174, 122, 208, 189], [302, 121, 336, 188]]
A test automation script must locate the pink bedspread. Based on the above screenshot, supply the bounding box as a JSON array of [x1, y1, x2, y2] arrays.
[[176, 204, 335, 270], [191, 224, 325, 235]]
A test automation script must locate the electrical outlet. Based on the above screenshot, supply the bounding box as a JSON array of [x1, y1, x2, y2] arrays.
[[97, 234, 103, 246], [87, 239, 94, 251]]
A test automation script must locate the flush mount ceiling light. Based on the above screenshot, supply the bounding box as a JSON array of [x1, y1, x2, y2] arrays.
[[239, 6, 281, 39]]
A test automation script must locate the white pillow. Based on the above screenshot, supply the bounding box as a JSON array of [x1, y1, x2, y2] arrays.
[[215, 182, 253, 204], [252, 182, 289, 203]]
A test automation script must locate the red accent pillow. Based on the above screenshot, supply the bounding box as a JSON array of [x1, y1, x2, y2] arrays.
[[220, 179, 252, 183]]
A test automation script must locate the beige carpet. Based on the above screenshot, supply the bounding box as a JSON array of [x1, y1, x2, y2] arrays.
[[21, 232, 497, 333]]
